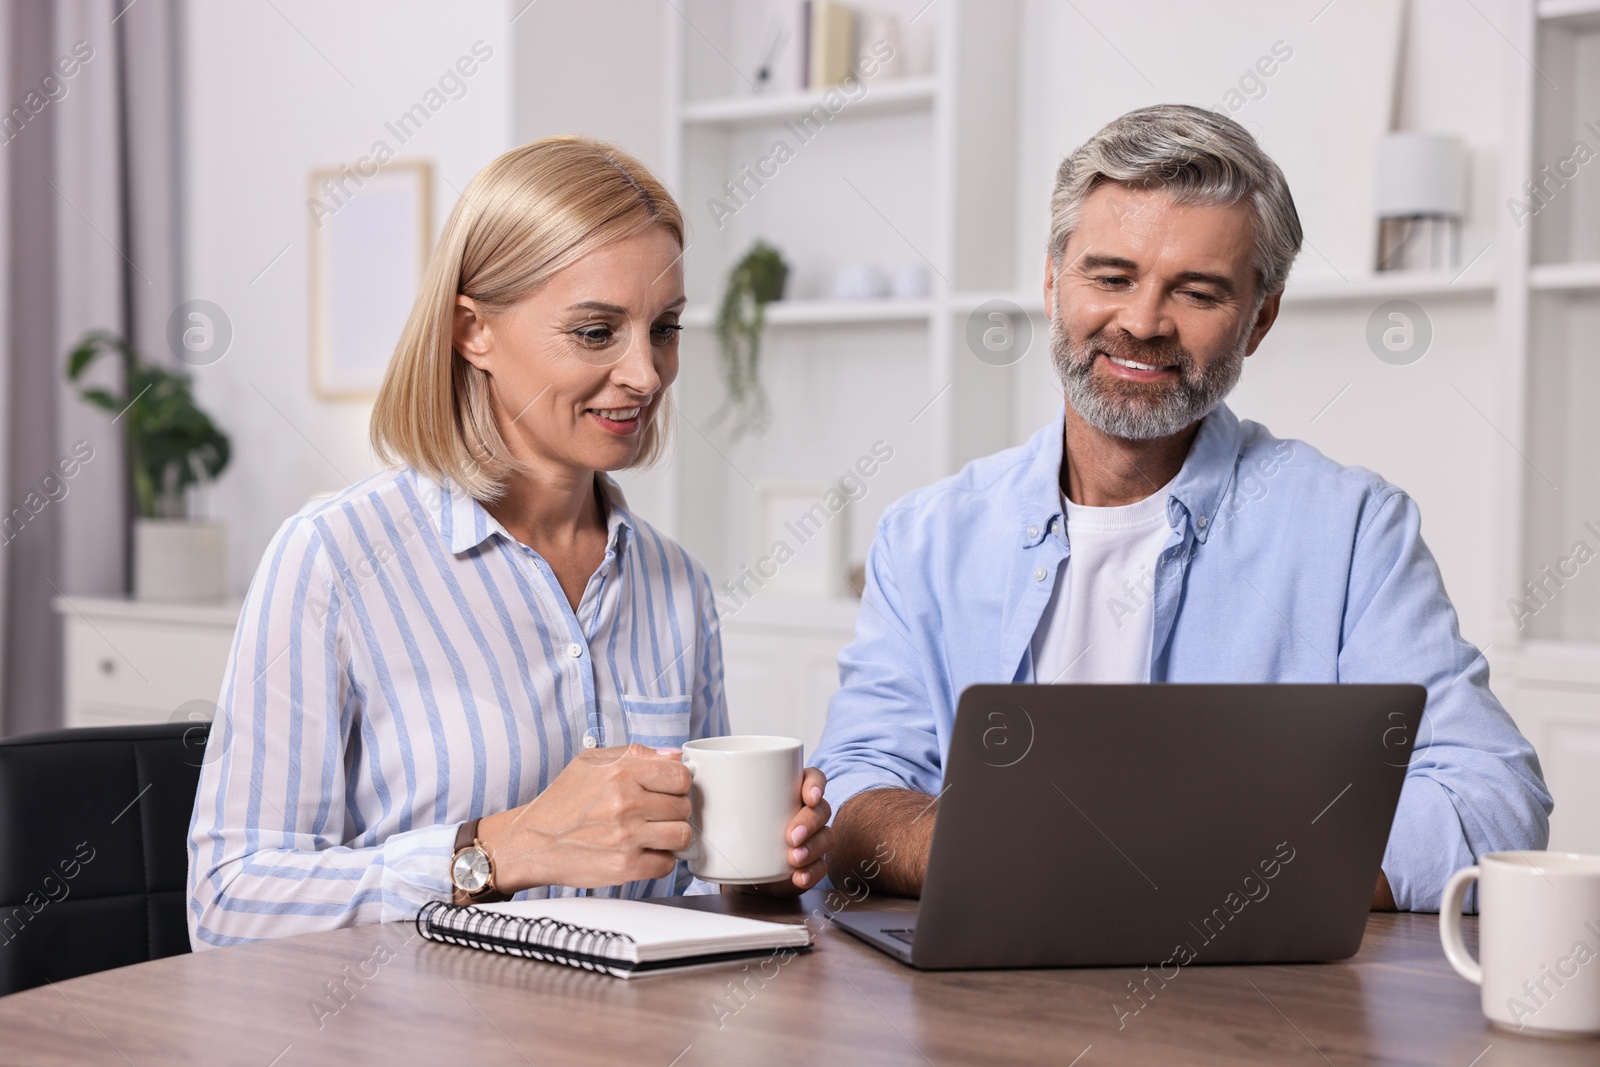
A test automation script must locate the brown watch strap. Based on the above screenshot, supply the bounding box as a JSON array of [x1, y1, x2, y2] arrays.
[[451, 817, 511, 904]]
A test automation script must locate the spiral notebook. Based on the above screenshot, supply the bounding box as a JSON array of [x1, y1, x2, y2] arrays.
[[415, 897, 814, 979]]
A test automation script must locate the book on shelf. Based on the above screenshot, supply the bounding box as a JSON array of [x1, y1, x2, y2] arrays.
[[799, 1, 812, 89], [415, 896, 814, 979], [809, 1, 857, 89], [754, 2, 811, 93], [750, 2, 859, 94]]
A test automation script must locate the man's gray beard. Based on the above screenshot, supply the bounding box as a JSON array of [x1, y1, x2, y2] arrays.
[[1050, 320, 1247, 441]]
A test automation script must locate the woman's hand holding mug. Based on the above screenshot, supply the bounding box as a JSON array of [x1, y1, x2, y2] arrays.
[[477, 744, 693, 891], [669, 736, 832, 895]]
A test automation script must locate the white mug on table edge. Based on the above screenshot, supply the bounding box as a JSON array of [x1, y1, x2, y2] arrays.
[[1440, 850, 1600, 1037], [673, 735, 804, 885]]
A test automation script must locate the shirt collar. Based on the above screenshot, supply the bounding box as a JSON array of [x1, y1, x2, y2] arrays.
[[1019, 401, 1245, 546], [413, 469, 635, 556], [1164, 402, 1243, 544]]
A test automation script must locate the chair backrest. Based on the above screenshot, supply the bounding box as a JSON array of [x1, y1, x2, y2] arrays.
[[0, 721, 209, 995]]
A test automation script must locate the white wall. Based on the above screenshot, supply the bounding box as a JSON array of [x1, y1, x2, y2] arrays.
[[510, 0, 667, 171], [508, 0, 677, 523], [181, 0, 512, 593]]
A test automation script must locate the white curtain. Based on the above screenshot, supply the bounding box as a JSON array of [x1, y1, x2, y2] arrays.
[[0, 2, 13, 732], [1, 0, 177, 736]]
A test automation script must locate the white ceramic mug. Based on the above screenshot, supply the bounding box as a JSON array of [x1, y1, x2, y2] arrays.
[[833, 264, 887, 300], [673, 735, 803, 884], [1440, 851, 1600, 1036]]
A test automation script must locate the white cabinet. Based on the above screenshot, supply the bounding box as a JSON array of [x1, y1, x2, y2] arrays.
[[54, 596, 240, 729], [719, 596, 857, 759], [1507, 685, 1600, 853], [1504, 642, 1600, 853]]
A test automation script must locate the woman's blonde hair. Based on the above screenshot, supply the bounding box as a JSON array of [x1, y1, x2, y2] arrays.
[[370, 135, 684, 501]]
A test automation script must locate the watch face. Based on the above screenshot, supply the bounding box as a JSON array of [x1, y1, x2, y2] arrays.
[[452, 847, 492, 893]]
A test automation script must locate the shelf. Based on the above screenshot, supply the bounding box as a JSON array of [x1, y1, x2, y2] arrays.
[[680, 298, 934, 329], [1280, 272, 1495, 304], [948, 291, 1044, 316], [934, 275, 1497, 321], [679, 76, 938, 127], [943, 276, 1495, 318], [1538, 0, 1600, 26], [1530, 262, 1600, 291]]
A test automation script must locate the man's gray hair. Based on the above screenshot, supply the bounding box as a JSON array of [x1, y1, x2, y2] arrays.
[[1048, 104, 1303, 297]]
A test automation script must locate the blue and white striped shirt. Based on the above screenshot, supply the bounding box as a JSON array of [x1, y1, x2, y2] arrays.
[[187, 467, 728, 948]]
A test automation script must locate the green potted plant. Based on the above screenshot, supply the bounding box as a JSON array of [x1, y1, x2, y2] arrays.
[[714, 239, 789, 439], [66, 329, 232, 602]]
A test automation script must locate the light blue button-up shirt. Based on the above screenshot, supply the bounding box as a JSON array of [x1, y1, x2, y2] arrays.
[[812, 403, 1550, 911]]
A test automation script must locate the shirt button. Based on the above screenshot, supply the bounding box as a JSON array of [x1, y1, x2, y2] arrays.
[[1026, 524, 1039, 539], [1033, 566, 1047, 582], [1197, 514, 1209, 528], [567, 642, 583, 659], [582, 734, 598, 749]]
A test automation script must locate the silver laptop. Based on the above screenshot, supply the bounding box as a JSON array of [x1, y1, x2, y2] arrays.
[[830, 683, 1426, 969]]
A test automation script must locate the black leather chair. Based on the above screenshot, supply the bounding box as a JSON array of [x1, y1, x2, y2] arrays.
[[0, 721, 210, 995]]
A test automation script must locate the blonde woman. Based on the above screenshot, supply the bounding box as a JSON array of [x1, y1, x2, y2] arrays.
[[187, 137, 832, 946]]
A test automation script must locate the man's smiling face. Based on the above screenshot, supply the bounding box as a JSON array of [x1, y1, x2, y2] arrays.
[[1047, 183, 1279, 441]]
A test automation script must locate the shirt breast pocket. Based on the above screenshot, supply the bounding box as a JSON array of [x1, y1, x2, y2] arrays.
[[620, 694, 693, 749]]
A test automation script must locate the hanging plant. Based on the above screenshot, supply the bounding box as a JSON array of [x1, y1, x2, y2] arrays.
[[713, 239, 789, 439], [66, 330, 231, 519]]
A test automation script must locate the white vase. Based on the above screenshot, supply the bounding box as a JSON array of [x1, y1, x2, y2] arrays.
[[134, 518, 226, 602]]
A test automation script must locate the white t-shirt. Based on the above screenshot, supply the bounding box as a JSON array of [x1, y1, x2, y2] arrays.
[[1030, 480, 1175, 684]]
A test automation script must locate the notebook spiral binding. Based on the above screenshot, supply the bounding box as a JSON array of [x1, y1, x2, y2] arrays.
[[415, 900, 637, 973]]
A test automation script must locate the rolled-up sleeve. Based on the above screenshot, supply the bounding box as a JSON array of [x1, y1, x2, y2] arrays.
[[813, 514, 947, 815], [1339, 490, 1552, 912], [187, 515, 457, 949]]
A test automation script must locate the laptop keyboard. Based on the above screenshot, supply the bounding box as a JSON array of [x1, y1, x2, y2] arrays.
[[881, 927, 916, 945]]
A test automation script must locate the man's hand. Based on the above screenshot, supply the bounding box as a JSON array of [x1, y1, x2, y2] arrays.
[[476, 744, 692, 892], [1371, 870, 1397, 911], [825, 787, 939, 899], [733, 767, 834, 896]]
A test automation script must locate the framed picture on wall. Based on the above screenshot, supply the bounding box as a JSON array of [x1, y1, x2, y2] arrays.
[[750, 480, 848, 598], [307, 159, 432, 399]]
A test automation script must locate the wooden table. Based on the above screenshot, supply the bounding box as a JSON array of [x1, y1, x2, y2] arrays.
[[1, 892, 1593, 1066]]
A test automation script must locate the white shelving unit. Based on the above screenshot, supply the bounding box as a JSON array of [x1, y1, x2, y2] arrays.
[[659, 0, 1022, 740], [661, 0, 1026, 524], [1495, 1, 1600, 851]]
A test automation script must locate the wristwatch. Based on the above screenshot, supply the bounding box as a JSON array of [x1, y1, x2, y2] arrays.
[[450, 818, 511, 904]]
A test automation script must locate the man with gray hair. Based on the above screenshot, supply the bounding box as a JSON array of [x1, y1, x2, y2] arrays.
[[812, 104, 1549, 913]]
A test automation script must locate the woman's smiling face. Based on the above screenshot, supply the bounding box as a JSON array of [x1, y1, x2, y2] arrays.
[[452, 225, 685, 475]]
